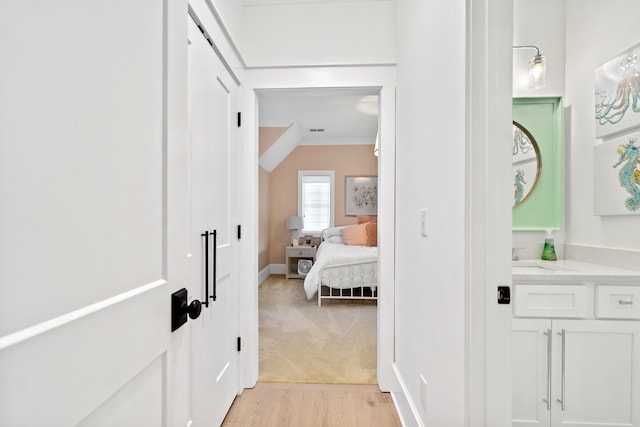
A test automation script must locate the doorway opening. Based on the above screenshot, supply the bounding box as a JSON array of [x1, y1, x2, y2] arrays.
[[256, 87, 381, 385]]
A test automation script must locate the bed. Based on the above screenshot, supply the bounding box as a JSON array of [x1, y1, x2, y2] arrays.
[[303, 225, 378, 306]]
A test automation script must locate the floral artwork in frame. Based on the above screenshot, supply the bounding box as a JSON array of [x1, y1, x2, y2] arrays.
[[594, 42, 640, 139], [345, 176, 378, 216]]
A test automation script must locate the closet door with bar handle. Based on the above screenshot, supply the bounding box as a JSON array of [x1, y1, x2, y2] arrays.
[[187, 14, 240, 427]]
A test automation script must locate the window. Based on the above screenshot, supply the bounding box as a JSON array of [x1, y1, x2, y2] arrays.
[[298, 170, 335, 233]]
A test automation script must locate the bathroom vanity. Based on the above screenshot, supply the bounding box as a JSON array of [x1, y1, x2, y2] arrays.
[[512, 260, 640, 427]]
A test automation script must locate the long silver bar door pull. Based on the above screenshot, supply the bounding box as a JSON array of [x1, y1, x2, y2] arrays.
[[556, 329, 566, 411], [543, 329, 551, 411]]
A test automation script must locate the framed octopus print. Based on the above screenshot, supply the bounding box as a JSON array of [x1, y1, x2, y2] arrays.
[[345, 176, 377, 216], [594, 42, 640, 139], [593, 131, 640, 215]]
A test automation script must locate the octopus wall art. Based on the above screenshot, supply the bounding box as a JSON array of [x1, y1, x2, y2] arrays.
[[594, 42, 640, 138]]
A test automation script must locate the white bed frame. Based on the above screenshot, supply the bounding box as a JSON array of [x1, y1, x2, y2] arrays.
[[316, 259, 378, 306]]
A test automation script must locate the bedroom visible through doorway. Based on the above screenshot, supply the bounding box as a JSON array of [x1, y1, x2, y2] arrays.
[[256, 88, 380, 385]]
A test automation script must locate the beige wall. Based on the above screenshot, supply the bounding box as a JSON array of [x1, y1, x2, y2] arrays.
[[268, 144, 378, 265], [258, 166, 271, 272], [258, 127, 287, 272]]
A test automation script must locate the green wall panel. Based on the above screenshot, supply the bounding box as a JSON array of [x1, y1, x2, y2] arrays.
[[512, 98, 562, 230]]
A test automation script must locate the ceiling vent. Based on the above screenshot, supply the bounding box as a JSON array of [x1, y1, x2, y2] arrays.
[[309, 128, 325, 132]]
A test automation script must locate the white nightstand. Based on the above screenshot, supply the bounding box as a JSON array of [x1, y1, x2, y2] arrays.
[[285, 245, 317, 279]]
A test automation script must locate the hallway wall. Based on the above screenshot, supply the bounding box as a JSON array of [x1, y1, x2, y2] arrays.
[[394, 0, 466, 424], [240, 0, 396, 67]]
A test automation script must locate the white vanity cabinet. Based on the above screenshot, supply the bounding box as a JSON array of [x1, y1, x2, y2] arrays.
[[513, 280, 640, 427]]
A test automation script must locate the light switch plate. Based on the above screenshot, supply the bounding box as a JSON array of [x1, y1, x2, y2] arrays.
[[420, 209, 429, 237]]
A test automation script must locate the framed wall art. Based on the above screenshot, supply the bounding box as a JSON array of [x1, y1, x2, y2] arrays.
[[593, 131, 640, 216], [345, 176, 378, 216], [594, 42, 640, 139]]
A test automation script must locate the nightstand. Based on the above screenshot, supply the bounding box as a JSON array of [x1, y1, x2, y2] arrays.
[[285, 245, 317, 279]]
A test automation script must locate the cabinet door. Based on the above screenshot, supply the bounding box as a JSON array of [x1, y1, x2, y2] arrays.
[[513, 319, 552, 427], [552, 320, 640, 427]]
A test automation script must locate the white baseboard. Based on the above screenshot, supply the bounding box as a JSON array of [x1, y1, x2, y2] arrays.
[[258, 266, 270, 285], [270, 264, 286, 275], [258, 264, 286, 286], [391, 363, 423, 427]]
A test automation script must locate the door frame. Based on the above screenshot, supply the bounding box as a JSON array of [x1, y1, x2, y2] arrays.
[[466, 0, 513, 424], [240, 66, 397, 391]]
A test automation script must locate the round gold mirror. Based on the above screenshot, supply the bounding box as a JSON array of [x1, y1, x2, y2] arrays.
[[512, 121, 541, 208]]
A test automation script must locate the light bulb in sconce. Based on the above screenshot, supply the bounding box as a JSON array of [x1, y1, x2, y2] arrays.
[[514, 45, 547, 90], [528, 53, 546, 89]]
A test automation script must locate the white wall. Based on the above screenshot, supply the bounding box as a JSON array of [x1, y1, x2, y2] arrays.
[[564, 0, 640, 252], [211, 0, 243, 44], [240, 0, 396, 67], [394, 0, 466, 424], [513, 0, 565, 98], [512, 0, 566, 259]]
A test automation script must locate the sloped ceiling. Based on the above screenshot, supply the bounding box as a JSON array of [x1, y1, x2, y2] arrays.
[[258, 88, 379, 170]]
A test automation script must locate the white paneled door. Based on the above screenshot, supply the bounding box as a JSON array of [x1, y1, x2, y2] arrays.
[[187, 15, 240, 426], [0, 1, 189, 426]]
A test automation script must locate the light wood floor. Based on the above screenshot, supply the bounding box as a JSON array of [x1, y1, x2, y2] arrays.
[[222, 383, 402, 427]]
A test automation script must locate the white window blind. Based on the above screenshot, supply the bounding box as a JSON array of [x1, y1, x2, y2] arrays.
[[298, 171, 334, 232]]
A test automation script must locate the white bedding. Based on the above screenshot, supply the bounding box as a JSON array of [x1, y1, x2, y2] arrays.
[[303, 241, 378, 299]]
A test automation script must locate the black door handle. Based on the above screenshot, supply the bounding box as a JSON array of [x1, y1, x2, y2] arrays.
[[171, 288, 202, 332], [211, 229, 217, 302], [201, 231, 210, 308], [497, 286, 511, 304]]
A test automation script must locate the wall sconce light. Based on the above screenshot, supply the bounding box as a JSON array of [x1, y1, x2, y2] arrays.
[[286, 215, 304, 239], [513, 45, 546, 89]]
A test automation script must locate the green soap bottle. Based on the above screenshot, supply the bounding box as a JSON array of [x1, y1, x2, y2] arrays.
[[541, 229, 557, 261]]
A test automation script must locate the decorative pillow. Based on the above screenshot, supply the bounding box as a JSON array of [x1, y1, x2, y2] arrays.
[[365, 222, 378, 246], [325, 235, 344, 244], [357, 215, 378, 225], [341, 223, 369, 246], [321, 226, 349, 241]]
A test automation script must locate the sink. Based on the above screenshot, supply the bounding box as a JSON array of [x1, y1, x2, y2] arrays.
[[512, 261, 576, 274]]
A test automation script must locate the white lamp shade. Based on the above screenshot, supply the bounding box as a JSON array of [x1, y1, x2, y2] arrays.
[[286, 216, 304, 230]]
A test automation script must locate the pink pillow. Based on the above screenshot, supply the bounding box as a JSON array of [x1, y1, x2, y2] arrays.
[[341, 223, 369, 246], [365, 222, 378, 246]]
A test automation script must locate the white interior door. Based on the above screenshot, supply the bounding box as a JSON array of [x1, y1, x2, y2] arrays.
[[187, 15, 240, 426], [0, 1, 187, 426]]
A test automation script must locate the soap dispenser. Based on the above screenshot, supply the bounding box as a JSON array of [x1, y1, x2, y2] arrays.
[[541, 229, 557, 261]]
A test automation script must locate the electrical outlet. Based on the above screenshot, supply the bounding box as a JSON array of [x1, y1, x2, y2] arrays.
[[420, 374, 428, 412]]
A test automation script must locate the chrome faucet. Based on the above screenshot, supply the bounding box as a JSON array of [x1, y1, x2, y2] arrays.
[[512, 247, 519, 261]]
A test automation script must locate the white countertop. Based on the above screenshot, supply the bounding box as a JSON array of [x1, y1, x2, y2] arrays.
[[513, 259, 640, 284]]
